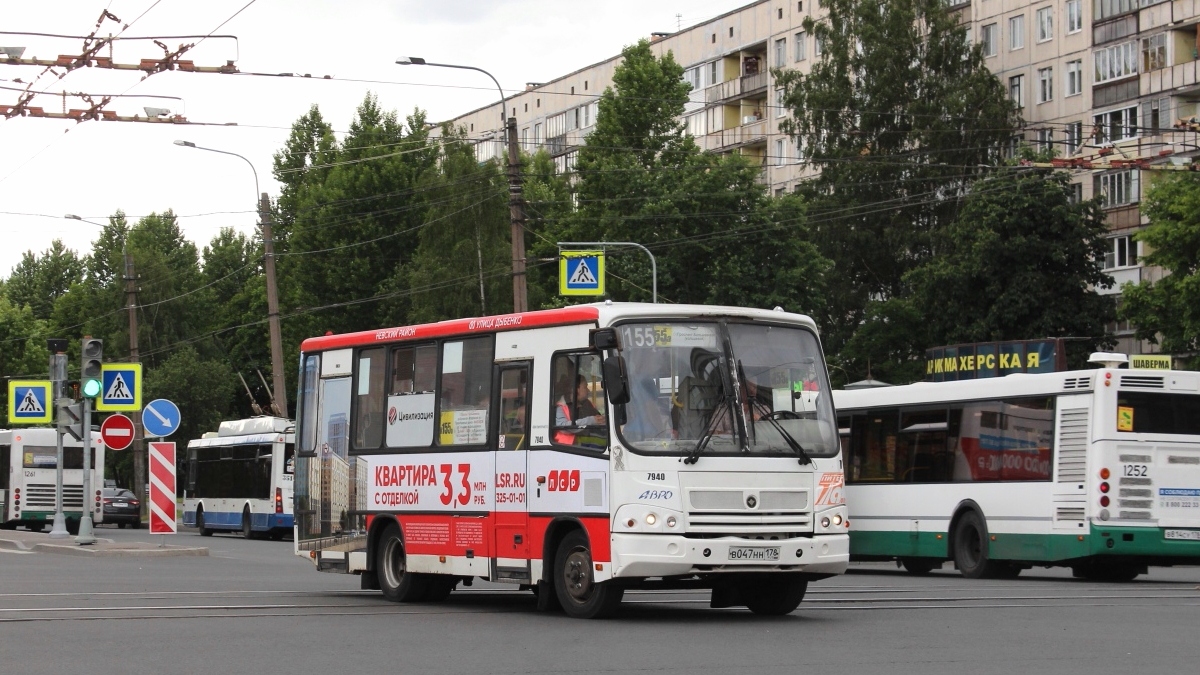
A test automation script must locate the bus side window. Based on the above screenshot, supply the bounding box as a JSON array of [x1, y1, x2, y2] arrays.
[[438, 336, 494, 446], [354, 348, 387, 450], [298, 355, 319, 456]]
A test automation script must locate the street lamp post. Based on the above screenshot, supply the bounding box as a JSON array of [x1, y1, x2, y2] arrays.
[[174, 140, 287, 417], [397, 57, 528, 313]]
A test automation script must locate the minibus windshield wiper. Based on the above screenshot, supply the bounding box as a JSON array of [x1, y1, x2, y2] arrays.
[[683, 393, 730, 465]]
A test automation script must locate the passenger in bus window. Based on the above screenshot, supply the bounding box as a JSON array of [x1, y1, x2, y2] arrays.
[[553, 375, 606, 444]]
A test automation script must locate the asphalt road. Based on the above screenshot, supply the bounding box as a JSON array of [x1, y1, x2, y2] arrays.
[[3, 526, 1199, 675]]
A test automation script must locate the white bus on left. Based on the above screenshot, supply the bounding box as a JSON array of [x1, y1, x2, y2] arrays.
[[0, 427, 104, 533]]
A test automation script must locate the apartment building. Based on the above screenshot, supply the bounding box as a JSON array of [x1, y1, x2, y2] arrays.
[[447, 0, 1200, 355]]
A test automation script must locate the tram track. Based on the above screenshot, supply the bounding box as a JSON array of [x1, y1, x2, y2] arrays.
[[0, 581, 1196, 623]]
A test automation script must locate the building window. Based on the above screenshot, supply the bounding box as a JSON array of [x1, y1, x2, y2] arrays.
[[1094, 0, 1137, 22], [1036, 6, 1053, 43], [815, 34, 824, 56], [775, 88, 786, 118], [1065, 121, 1084, 155], [533, 122, 543, 146], [775, 138, 786, 166], [684, 111, 707, 137], [1093, 106, 1138, 143], [1094, 41, 1138, 84], [709, 61, 719, 85], [1141, 34, 1167, 72], [1066, 0, 1082, 34], [1037, 67, 1053, 103], [684, 65, 702, 91], [1066, 59, 1083, 97], [795, 31, 807, 61], [1009, 74, 1025, 108], [1068, 182, 1083, 204], [775, 38, 787, 68], [1036, 128, 1054, 153], [1141, 97, 1172, 134], [1009, 15, 1024, 50], [1104, 235, 1138, 269], [981, 24, 997, 57], [1096, 170, 1140, 209]]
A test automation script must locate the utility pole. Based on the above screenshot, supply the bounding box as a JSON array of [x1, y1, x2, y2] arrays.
[[125, 246, 144, 511], [506, 116, 528, 313], [260, 192, 287, 417], [47, 341, 69, 538]]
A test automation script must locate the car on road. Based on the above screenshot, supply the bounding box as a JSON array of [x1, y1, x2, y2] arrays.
[[102, 488, 141, 528]]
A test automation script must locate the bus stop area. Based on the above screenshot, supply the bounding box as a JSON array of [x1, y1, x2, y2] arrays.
[[0, 528, 208, 557]]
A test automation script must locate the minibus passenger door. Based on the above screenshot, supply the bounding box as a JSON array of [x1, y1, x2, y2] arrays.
[[492, 362, 532, 582]]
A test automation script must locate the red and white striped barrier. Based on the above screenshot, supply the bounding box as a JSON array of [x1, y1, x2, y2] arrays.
[[149, 442, 177, 534]]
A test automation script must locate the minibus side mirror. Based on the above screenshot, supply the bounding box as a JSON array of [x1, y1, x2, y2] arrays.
[[602, 355, 630, 405]]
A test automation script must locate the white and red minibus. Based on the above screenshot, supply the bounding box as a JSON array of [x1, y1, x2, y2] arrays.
[[294, 302, 848, 618]]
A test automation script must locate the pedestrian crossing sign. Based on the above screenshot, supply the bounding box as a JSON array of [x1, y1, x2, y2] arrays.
[[96, 363, 143, 412], [559, 251, 605, 296], [7, 380, 53, 424]]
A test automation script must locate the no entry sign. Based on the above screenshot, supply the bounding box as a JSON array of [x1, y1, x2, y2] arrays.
[[99, 413, 135, 451]]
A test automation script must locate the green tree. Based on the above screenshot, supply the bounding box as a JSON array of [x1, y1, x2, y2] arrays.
[[403, 127, 511, 323], [554, 40, 827, 312], [1120, 172, 1200, 367], [777, 0, 1019, 376], [201, 228, 276, 415], [5, 240, 84, 320], [277, 96, 438, 339], [0, 297, 51, 414], [890, 168, 1115, 381]]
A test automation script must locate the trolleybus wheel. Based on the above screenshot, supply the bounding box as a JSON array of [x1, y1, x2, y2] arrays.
[[744, 575, 808, 615], [241, 507, 254, 539], [376, 523, 428, 603], [953, 511, 1002, 579], [196, 507, 212, 537], [553, 530, 622, 619], [900, 558, 938, 575]]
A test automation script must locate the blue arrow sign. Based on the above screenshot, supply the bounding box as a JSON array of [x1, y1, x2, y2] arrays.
[[142, 398, 181, 438]]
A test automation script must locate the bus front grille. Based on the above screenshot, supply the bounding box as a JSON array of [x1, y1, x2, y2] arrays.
[[684, 512, 812, 538], [24, 484, 84, 510]]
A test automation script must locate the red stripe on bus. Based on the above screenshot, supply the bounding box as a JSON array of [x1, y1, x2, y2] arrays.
[[300, 306, 600, 352]]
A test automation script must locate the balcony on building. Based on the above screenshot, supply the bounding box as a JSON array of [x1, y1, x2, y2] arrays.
[[705, 46, 769, 105]]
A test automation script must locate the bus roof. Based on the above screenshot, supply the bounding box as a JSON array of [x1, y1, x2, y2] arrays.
[[832, 367, 1188, 410], [299, 302, 819, 353]]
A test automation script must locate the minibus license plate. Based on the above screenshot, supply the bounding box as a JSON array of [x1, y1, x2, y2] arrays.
[[1165, 529, 1200, 541], [728, 546, 780, 561]]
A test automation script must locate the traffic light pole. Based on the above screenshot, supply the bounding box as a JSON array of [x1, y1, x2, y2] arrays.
[[48, 351, 69, 539], [75, 396, 96, 544]]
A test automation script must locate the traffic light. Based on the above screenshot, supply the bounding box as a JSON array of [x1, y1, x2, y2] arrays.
[[81, 337, 103, 398], [56, 398, 83, 441]]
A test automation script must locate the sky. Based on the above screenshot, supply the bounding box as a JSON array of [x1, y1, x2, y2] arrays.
[[0, 0, 750, 276]]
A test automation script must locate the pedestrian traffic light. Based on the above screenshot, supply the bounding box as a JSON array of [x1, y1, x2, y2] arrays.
[[81, 337, 103, 398]]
